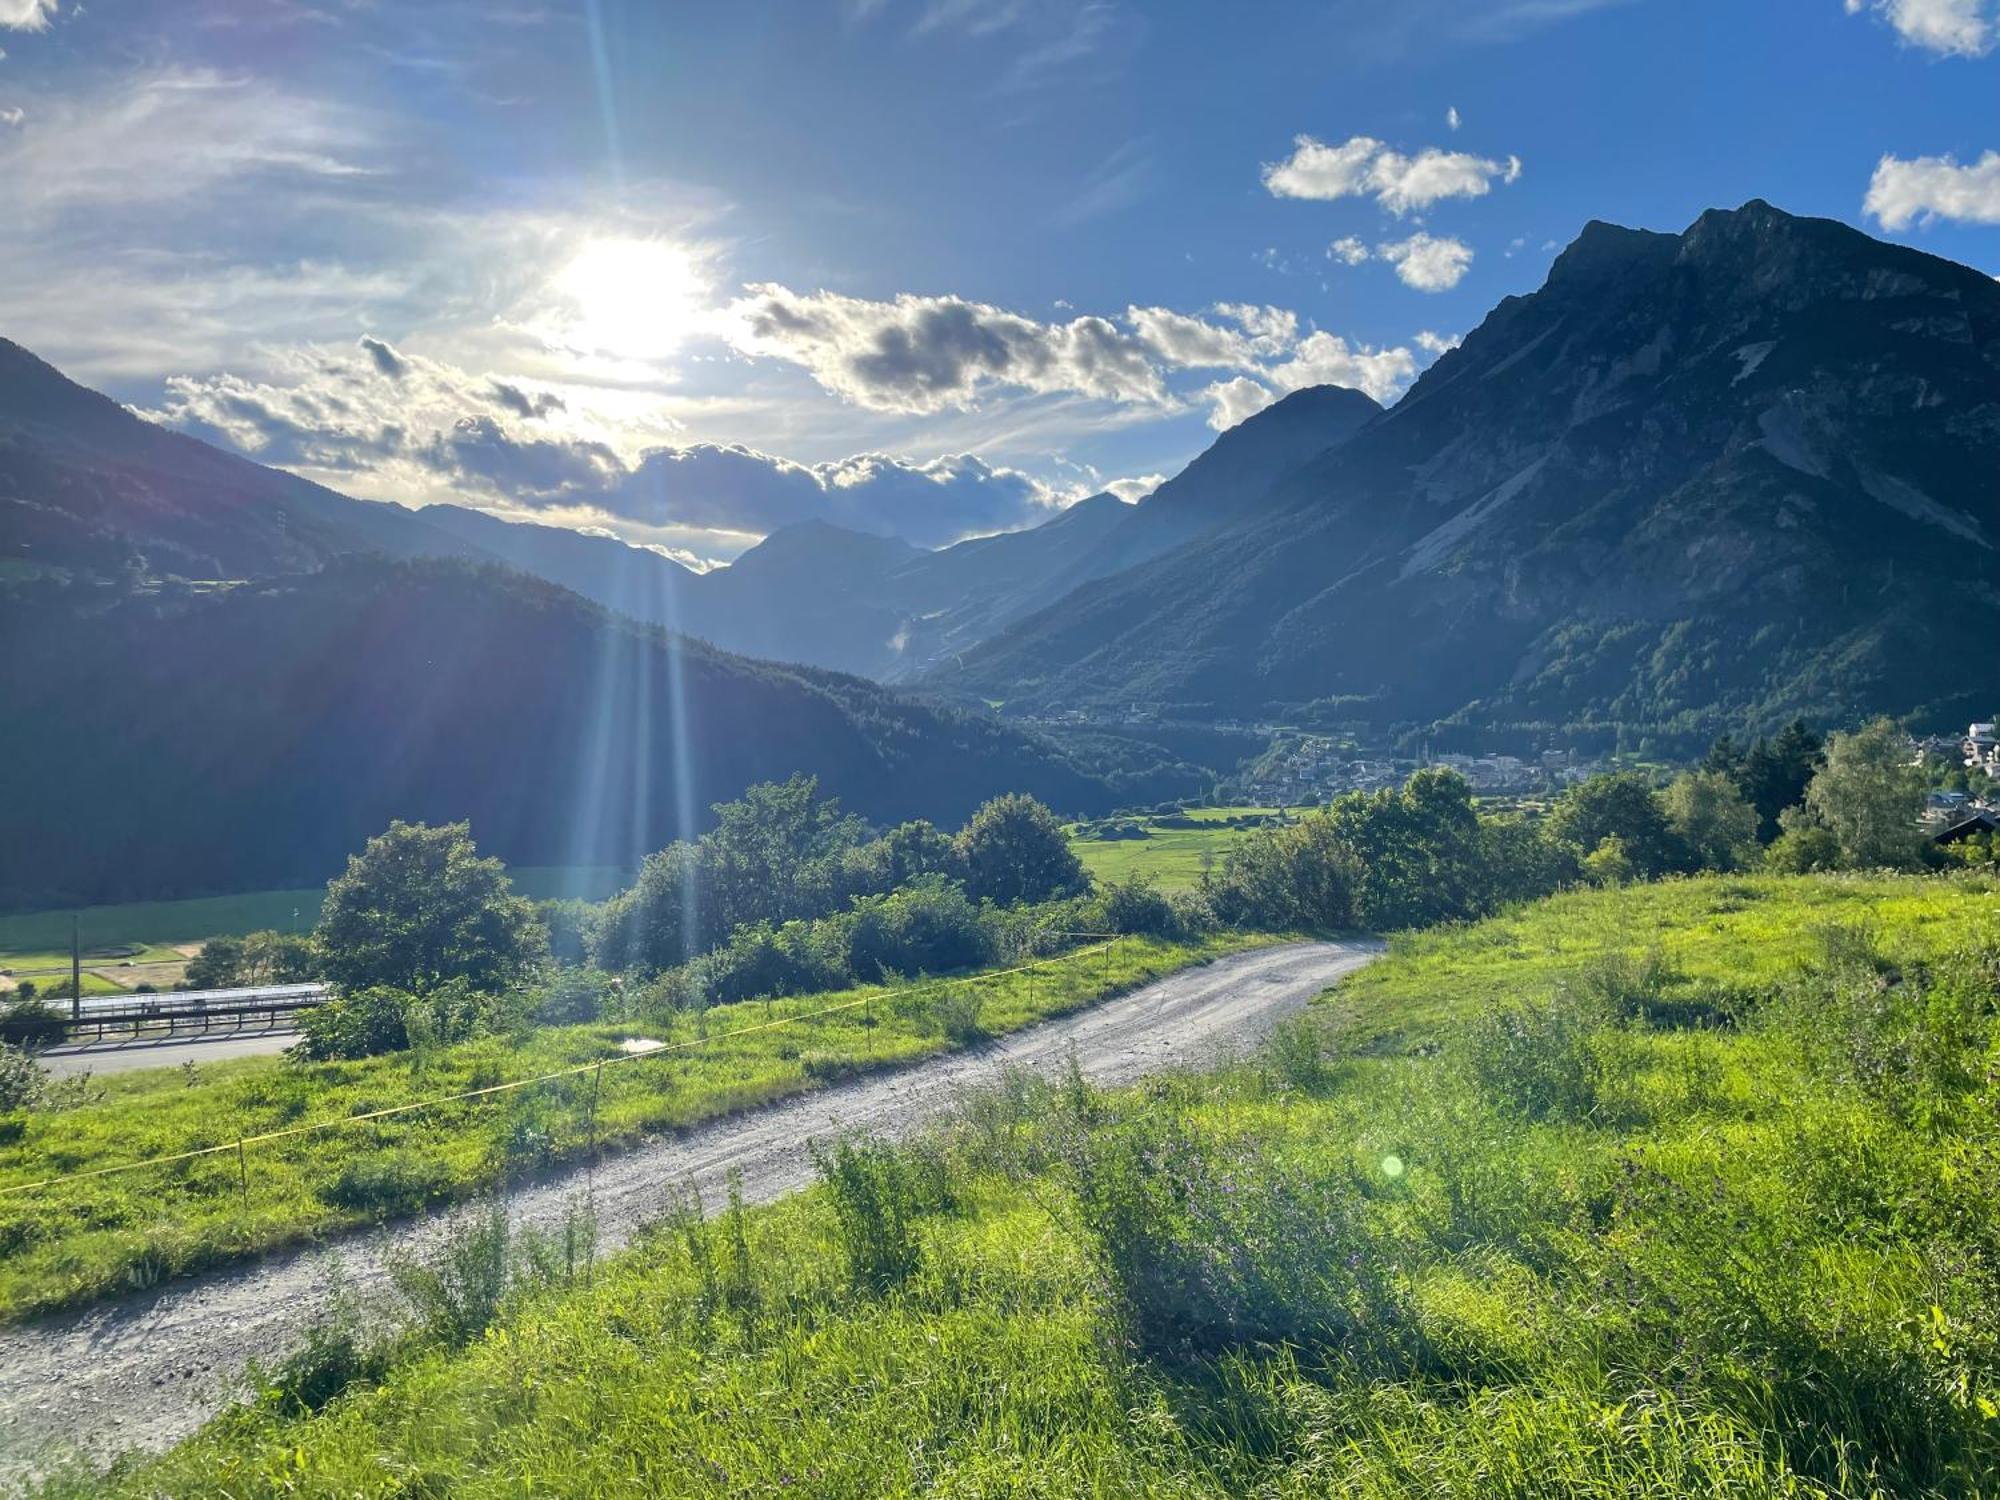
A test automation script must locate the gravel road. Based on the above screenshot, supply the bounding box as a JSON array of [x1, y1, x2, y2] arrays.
[[0, 939, 1378, 1485]]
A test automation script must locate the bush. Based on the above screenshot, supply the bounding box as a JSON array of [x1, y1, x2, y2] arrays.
[[292, 980, 494, 1062], [845, 877, 992, 980], [695, 919, 851, 1005], [537, 899, 598, 968], [1089, 877, 1179, 938], [1204, 814, 1360, 931], [955, 793, 1088, 907], [811, 1139, 942, 1294], [0, 998, 65, 1050], [527, 968, 615, 1026]]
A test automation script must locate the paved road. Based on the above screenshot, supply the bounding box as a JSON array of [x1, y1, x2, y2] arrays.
[[40, 1027, 301, 1078], [0, 939, 1379, 1485]]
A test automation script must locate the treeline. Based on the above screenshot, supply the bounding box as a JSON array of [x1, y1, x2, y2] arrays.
[[1196, 716, 1960, 933]]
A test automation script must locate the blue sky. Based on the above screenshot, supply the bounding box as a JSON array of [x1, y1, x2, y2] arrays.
[[0, 0, 1995, 564]]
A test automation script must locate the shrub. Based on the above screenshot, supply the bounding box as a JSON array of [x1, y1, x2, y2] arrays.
[[845, 877, 992, 980], [537, 899, 598, 968], [527, 967, 615, 1026], [1089, 877, 1179, 938], [0, 998, 65, 1050], [1204, 814, 1360, 931], [955, 793, 1088, 907], [695, 918, 851, 1005], [811, 1138, 938, 1294], [292, 979, 494, 1062]]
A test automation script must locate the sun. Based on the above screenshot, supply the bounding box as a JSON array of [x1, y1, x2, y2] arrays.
[[551, 236, 711, 363]]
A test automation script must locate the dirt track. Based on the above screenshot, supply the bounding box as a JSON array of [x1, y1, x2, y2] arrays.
[[0, 939, 1378, 1485]]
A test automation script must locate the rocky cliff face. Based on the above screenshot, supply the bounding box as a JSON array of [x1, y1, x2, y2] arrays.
[[936, 201, 2000, 744]]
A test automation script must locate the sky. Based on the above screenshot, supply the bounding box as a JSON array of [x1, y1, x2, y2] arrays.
[[0, 0, 1995, 567]]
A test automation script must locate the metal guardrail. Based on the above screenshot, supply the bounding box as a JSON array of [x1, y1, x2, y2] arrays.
[[9, 982, 331, 1044]]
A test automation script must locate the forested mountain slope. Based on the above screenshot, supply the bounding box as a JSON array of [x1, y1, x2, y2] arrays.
[[935, 202, 2000, 746]]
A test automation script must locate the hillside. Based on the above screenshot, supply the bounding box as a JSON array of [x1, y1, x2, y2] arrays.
[[0, 559, 1137, 907], [935, 202, 2000, 746], [0, 339, 487, 581]]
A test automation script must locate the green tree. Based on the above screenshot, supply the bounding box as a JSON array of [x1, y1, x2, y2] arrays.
[[184, 935, 246, 990], [1660, 770, 1759, 872], [1804, 718, 1927, 870], [1203, 814, 1360, 931], [315, 821, 546, 995], [1707, 719, 1823, 842], [954, 794, 1088, 907], [700, 776, 867, 940], [1545, 773, 1688, 878], [1325, 768, 1486, 929], [1764, 807, 1841, 874]]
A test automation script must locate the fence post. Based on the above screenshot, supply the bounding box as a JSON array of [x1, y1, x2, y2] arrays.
[[587, 1060, 604, 1163]]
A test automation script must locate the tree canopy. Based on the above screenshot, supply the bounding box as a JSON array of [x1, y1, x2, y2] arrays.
[[315, 821, 546, 995]]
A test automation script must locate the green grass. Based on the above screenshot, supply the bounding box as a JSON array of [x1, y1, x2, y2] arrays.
[[1068, 805, 1284, 890], [0, 867, 631, 975], [51, 871, 2000, 1499], [0, 932, 1264, 1326]]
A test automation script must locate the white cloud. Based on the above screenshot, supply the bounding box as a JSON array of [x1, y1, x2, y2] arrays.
[[725, 283, 1166, 413], [1213, 302, 1300, 353], [1328, 235, 1371, 265], [0, 0, 55, 30], [1266, 331, 1417, 404], [1105, 473, 1163, 502], [147, 334, 1079, 549], [1864, 150, 2000, 228], [1416, 330, 1462, 356], [1261, 133, 1521, 214], [1199, 376, 1277, 430], [1447, 106, 1462, 131], [1845, 0, 1995, 56], [1377, 232, 1475, 291], [0, 106, 20, 127], [1126, 305, 1259, 368]]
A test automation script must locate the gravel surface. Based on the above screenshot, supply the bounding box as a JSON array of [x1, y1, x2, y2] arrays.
[[0, 939, 1377, 1486]]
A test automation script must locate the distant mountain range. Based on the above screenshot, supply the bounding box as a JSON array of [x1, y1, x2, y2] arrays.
[[935, 201, 2000, 747]]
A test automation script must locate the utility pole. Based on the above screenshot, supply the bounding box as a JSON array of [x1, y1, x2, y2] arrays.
[[70, 913, 81, 1022]]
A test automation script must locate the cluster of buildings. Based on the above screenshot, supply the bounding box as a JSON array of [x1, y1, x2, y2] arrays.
[[1247, 739, 1604, 804]]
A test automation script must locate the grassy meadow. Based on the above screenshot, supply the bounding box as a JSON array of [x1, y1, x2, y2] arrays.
[[48, 871, 2000, 1498], [0, 932, 1261, 1325], [1068, 806, 1286, 890]]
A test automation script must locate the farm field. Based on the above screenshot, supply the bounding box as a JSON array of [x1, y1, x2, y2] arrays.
[[0, 867, 632, 992], [1068, 805, 1289, 889], [53, 872, 2000, 1498]]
